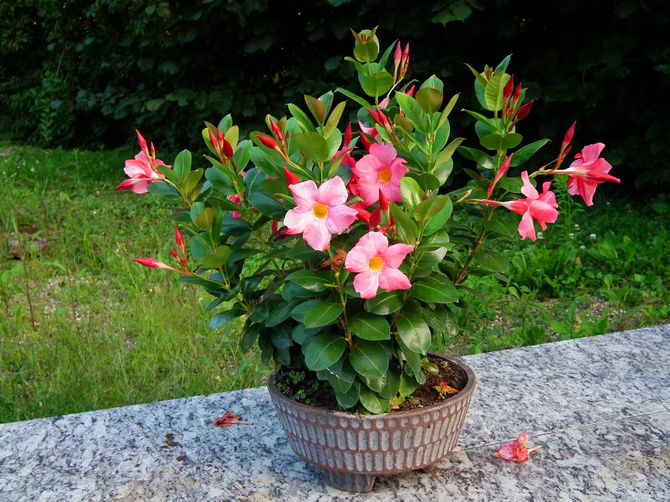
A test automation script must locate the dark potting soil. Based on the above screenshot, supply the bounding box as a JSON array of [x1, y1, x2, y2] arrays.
[[273, 356, 468, 413]]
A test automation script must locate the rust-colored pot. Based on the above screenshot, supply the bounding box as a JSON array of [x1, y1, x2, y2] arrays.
[[267, 354, 476, 492]]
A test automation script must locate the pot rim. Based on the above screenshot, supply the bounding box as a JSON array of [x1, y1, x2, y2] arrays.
[[267, 352, 476, 419]]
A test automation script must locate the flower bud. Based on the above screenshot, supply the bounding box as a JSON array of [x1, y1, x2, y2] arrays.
[[352, 28, 380, 63], [516, 100, 534, 121], [258, 135, 278, 150], [283, 167, 300, 187]]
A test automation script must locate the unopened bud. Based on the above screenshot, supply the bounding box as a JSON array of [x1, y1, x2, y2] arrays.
[[258, 135, 278, 150]]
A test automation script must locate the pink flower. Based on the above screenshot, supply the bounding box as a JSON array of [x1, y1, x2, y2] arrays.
[[483, 171, 558, 241], [284, 177, 358, 251], [353, 144, 408, 206], [493, 432, 541, 463], [229, 195, 242, 219], [116, 130, 170, 194], [561, 143, 620, 206], [345, 231, 413, 299]]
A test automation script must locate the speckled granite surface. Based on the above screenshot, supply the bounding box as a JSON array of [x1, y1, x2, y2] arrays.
[[1, 325, 668, 501]]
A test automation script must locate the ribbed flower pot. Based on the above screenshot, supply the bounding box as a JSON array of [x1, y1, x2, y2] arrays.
[[267, 354, 476, 492]]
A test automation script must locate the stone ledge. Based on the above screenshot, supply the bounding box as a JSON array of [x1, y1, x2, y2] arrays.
[[1, 325, 668, 501]]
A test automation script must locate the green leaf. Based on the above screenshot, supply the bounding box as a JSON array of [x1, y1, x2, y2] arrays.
[[180, 168, 203, 198], [472, 252, 510, 273], [364, 291, 403, 315], [359, 70, 394, 98], [287, 103, 314, 131], [441, 93, 460, 121], [290, 300, 326, 323], [396, 92, 429, 133], [189, 233, 212, 262], [286, 270, 332, 292], [205, 166, 235, 195], [458, 146, 497, 169], [335, 381, 360, 409], [173, 149, 191, 182], [335, 87, 372, 109], [232, 140, 252, 171], [416, 87, 443, 114], [293, 131, 331, 162], [303, 334, 346, 371], [359, 387, 389, 414], [201, 245, 232, 269], [411, 275, 459, 304], [400, 177, 423, 209], [349, 340, 390, 379], [484, 73, 511, 112], [349, 313, 391, 341], [209, 306, 243, 330], [414, 247, 448, 277], [291, 324, 321, 345], [399, 373, 419, 398], [147, 181, 180, 199], [324, 101, 346, 139], [510, 139, 550, 167], [271, 326, 293, 349], [480, 132, 523, 151], [303, 302, 344, 328], [388, 204, 419, 243], [396, 312, 431, 355], [396, 336, 425, 384], [240, 323, 260, 352], [265, 300, 299, 327], [495, 54, 513, 74], [323, 358, 356, 394], [415, 196, 453, 236]]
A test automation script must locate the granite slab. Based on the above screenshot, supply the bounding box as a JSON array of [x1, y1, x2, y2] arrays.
[[1, 324, 668, 501]]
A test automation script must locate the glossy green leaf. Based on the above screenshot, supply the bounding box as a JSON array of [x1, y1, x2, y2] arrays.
[[286, 269, 332, 292], [335, 87, 372, 109], [323, 358, 356, 394], [173, 149, 191, 182], [287, 103, 314, 132], [265, 300, 299, 327], [335, 381, 360, 409], [290, 299, 327, 323], [484, 73, 511, 112], [239, 322, 261, 352], [480, 132, 523, 151], [293, 131, 330, 162], [411, 275, 459, 304], [364, 291, 404, 315], [395, 92, 429, 133], [400, 177, 423, 209], [291, 324, 321, 345], [349, 313, 391, 341], [349, 340, 390, 379], [396, 312, 431, 355], [324, 101, 346, 139], [510, 139, 550, 167], [303, 333, 346, 371], [397, 336, 425, 384], [388, 204, 419, 243], [359, 387, 389, 414], [303, 302, 344, 328], [360, 70, 393, 98]]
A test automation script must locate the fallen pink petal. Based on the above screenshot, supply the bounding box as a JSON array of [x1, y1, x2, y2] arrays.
[[493, 432, 542, 463], [213, 411, 251, 428]]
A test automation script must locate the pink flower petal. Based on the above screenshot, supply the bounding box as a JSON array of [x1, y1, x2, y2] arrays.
[[517, 210, 537, 241], [579, 142, 606, 164], [289, 180, 319, 208], [369, 144, 397, 167], [353, 271, 380, 299], [382, 243, 414, 268], [303, 220, 332, 251], [318, 177, 349, 206], [284, 208, 313, 233], [325, 205, 358, 234], [345, 246, 375, 273], [378, 267, 411, 291], [519, 171, 538, 199]]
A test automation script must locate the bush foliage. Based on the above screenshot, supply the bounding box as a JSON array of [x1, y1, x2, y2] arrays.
[[1, 0, 668, 188]]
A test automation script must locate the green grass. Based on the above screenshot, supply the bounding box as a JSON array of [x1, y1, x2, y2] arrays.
[[1, 145, 668, 423]]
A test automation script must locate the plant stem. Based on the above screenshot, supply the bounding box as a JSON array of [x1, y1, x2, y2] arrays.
[[454, 208, 495, 285]]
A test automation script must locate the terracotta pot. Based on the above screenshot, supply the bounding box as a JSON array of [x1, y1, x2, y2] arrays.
[[267, 354, 476, 492]]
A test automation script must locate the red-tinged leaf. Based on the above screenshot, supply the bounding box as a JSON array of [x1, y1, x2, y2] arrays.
[[213, 411, 251, 428]]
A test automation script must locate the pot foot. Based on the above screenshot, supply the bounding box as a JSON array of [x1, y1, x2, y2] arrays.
[[323, 470, 376, 492]]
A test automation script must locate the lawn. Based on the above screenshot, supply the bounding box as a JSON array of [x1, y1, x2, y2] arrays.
[[1, 144, 669, 423]]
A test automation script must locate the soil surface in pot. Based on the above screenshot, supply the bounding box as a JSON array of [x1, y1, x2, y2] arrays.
[[273, 357, 468, 412]]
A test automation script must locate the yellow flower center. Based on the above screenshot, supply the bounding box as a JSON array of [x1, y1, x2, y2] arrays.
[[378, 167, 393, 185], [313, 203, 329, 219], [369, 256, 384, 272]]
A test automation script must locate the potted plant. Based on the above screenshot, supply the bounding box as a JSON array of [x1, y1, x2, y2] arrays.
[[118, 28, 619, 492]]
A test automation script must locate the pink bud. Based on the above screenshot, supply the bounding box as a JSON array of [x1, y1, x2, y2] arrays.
[[270, 120, 282, 141], [283, 167, 300, 187], [503, 76, 514, 101], [514, 83, 522, 103], [131, 258, 176, 271], [400, 43, 410, 78], [562, 121, 576, 151], [487, 154, 513, 198], [258, 135, 278, 150], [405, 85, 416, 98], [393, 41, 402, 81], [174, 227, 185, 256], [135, 130, 148, 153], [369, 206, 381, 229], [516, 100, 534, 121], [378, 190, 389, 212], [343, 122, 352, 147], [358, 132, 372, 152], [222, 138, 233, 159], [208, 130, 219, 152]]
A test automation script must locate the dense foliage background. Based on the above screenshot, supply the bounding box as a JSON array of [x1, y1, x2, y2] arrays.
[[1, 0, 668, 190]]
